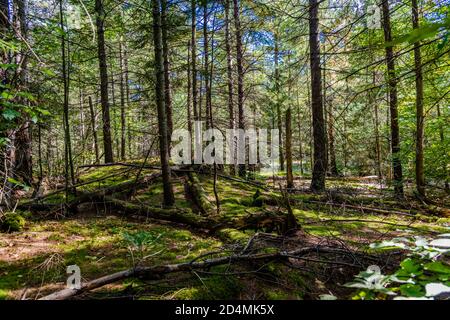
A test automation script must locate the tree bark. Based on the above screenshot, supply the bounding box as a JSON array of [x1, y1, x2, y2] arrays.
[[296, 89, 304, 175], [11, 0, 32, 185], [202, 0, 211, 129], [187, 40, 193, 136], [328, 102, 338, 176], [95, 0, 114, 163], [191, 0, 198, 122], [161, 0, 173, 145], [225, 0, 235, 175], [233, 0, 246, 177], [381, 0, 404, 198], [309, 0, 327, 192], [322, 42, 329, 175], [152, 0, 175, 207], [412, 0, 425, 197], [374, 90, 382, 179], [60, 0, 76, 191], [274, 31, 284, 172], [286, 107, 294, 189], [119, 36, 127, 160], [88, 96, 100, 164]]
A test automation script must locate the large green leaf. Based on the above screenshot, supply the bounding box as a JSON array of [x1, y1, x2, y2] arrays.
[[2, 109, 21, 121]]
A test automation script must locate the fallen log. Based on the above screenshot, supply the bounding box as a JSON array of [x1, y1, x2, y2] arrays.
[[38, 246, 333, 300], [18, 173, 163, 212], [105, 196, 211, 230], [185, 172, 213, 215], [305, 200, 415, 217], [19, 167, 137, 207], [217, 174, 269, 191]]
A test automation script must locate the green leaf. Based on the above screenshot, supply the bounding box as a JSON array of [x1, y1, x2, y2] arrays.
[[41, 67, 56, 77], [7, 177, 30, 191], [424, 262, 450, 275], [2, 109, 21, 121], [399, 284, 425, 298], [400, 258, 423, 276]]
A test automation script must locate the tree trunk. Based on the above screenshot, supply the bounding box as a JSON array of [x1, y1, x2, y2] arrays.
[[374, 100, 382, 179], [161, 0, 173, 145], [60, 0, 75, 191], [88, 96, 100, 164], [328, 102, 338, 176], [109, 53, 120, 159], [152, 0, 175, 207], [296, 88, 304, 175], [381, 0, 404, 197], [309, 0, 327, 192], [274, 32, 284, 172], [123, 41, 132, 157], [202, 0, 211, 129], [12, 0, 32, 185], [225, 0, 235, 175], [412, 0, 425, 197], [322, 42, 329, 175], [191, 0, 198, 122], [233, 0, 246, 177], [436, 105, 448, 190], [286, 107, 294, 189], [95, 0, 114, 163], [119, 36, 127, 160], [187, 40, 193, 136]]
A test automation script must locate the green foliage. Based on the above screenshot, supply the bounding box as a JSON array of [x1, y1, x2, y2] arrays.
[[174, 272, 243, 300], [7, 178, 30, 191], [0, 213, 26, 233], [347, 234, 450, 300], [122, 231, 164, 264]]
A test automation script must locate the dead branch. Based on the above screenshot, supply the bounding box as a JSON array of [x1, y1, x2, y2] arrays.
[[37, 245, 342, 300]]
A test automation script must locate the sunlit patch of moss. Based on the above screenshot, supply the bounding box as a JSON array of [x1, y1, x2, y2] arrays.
[[172, 270, 243, 300], [42, 193, 75, 204], [216, 228, 249, 243], [0, 215, 225, 299], [265, 289, 293, 300], [1, 213, 26, 232], [172, 287, 203, 300], [0, 254, 56, 299], [304, 225, 341, 237], [78, 164, 159, 192], [171, 230, 193, 241], [0, 289, 9, 300]]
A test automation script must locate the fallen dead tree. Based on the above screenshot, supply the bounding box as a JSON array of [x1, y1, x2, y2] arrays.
[[305, 200, 416, 217], [105, 196, 211, 230], [106, 196, 297, 241], [37, 245, 350, 300], [184, 172, 213, 215], [18, 173, 163, 213]]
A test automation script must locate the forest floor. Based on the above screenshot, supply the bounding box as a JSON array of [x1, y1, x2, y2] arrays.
[[1, 161, 449, 300]]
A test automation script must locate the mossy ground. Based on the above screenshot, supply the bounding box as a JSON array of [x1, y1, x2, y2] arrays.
[[1, 162, 448, 300]]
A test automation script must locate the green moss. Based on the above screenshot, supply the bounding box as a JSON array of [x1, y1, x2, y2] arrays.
[[188, 274, 243, 300], [171, 230, 193, 241], [216, 228, 249, 243], [173, 287, 203, 299], [265, 289, 292, 300], [0, 289, 9, 300], [1, 213, 26, 232], [303, 225, 341, 237]]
